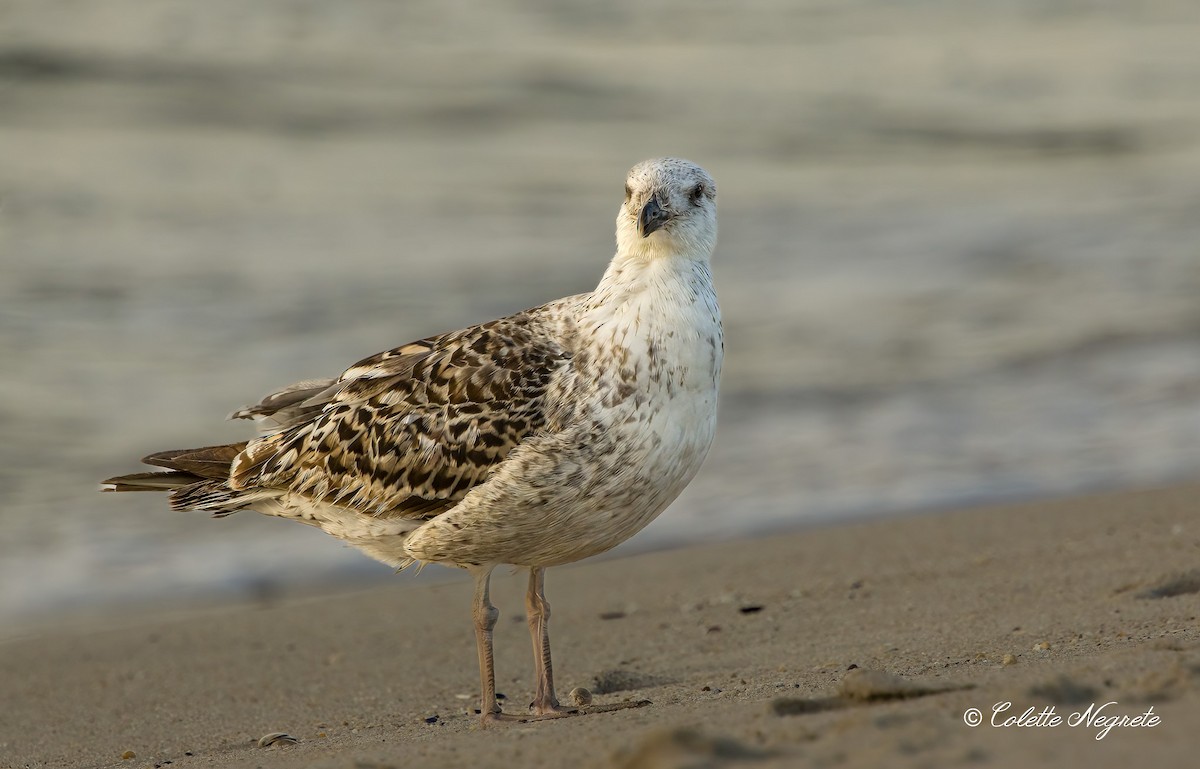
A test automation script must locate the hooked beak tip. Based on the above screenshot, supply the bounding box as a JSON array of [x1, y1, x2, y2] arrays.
[[638, 197, 671, 238]]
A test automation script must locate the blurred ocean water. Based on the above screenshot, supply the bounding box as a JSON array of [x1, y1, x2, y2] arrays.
[[2, 0, 1199, 626]]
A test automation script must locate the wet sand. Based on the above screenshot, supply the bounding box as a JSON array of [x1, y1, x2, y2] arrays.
[[4, 483, 1199, 768]]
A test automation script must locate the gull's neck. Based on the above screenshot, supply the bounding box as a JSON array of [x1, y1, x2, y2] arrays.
[[577, 242, 723, 399], [578, 247, 720, 365], [588, 242, 714, 312]]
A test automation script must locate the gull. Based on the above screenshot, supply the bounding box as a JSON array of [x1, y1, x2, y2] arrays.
[[102, 157, 723, 724]]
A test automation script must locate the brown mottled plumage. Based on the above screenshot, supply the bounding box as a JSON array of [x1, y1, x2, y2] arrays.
[[107, 310, 573, 523], [237, 316, 569, 518], [103, 157, 722, 725]]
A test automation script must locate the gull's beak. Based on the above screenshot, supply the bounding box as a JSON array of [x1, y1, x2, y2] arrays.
[[638, 196, 671, 238]]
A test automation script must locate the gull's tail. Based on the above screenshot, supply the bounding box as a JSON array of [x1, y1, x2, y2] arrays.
[[101, 443, 257, 515]]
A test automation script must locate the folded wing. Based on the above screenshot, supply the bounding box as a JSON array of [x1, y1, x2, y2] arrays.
[[227, 312, 572, 518]]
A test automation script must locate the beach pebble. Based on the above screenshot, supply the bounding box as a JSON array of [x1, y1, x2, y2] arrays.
[[121, 751, 136, 760], [1137, 569, 1200, 599], [568, 687, 593, 706], [841, 669, 915, 700], [839, 668, 968, 701], [257, 732, 299, 747], [1127, 665, 1190, 702], [1032, 641, 1051, 652], [1002, 653, 1018, 665]]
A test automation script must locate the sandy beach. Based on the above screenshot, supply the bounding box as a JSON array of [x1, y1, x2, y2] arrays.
[[3, 2, 1200, 767], [4, 483, 1199, 768]]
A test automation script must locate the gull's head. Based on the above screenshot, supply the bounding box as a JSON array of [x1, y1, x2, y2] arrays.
[[616, 157, 717, 261]]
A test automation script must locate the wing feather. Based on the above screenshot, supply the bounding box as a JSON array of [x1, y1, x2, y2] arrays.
[[229, 308, 573, 518]]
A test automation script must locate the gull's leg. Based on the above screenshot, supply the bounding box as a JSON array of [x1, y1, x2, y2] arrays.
[[470, 565, 522, 726], [471, 565, 651, 726], [525, 566, 577, 716]]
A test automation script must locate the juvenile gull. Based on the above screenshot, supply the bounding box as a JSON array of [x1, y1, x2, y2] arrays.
[[102, 157, 723, 724]]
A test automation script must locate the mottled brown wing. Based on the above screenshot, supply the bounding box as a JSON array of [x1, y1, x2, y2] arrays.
[[228, 312, 571, 517], [228, 378, 339, 435]]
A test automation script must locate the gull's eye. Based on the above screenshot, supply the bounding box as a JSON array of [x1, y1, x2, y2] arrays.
[[624, 183, 633, 203], [690, 183, 705, 205]]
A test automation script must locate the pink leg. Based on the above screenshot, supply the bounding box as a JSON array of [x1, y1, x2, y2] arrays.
[[470, 565, 651, 726], [525, 567, 576, 716], [470, 566, 506, 724]]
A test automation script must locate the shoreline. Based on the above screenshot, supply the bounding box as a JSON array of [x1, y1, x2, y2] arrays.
[[3, 482, 1200, 768], [12, 474, 1195, 640]]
